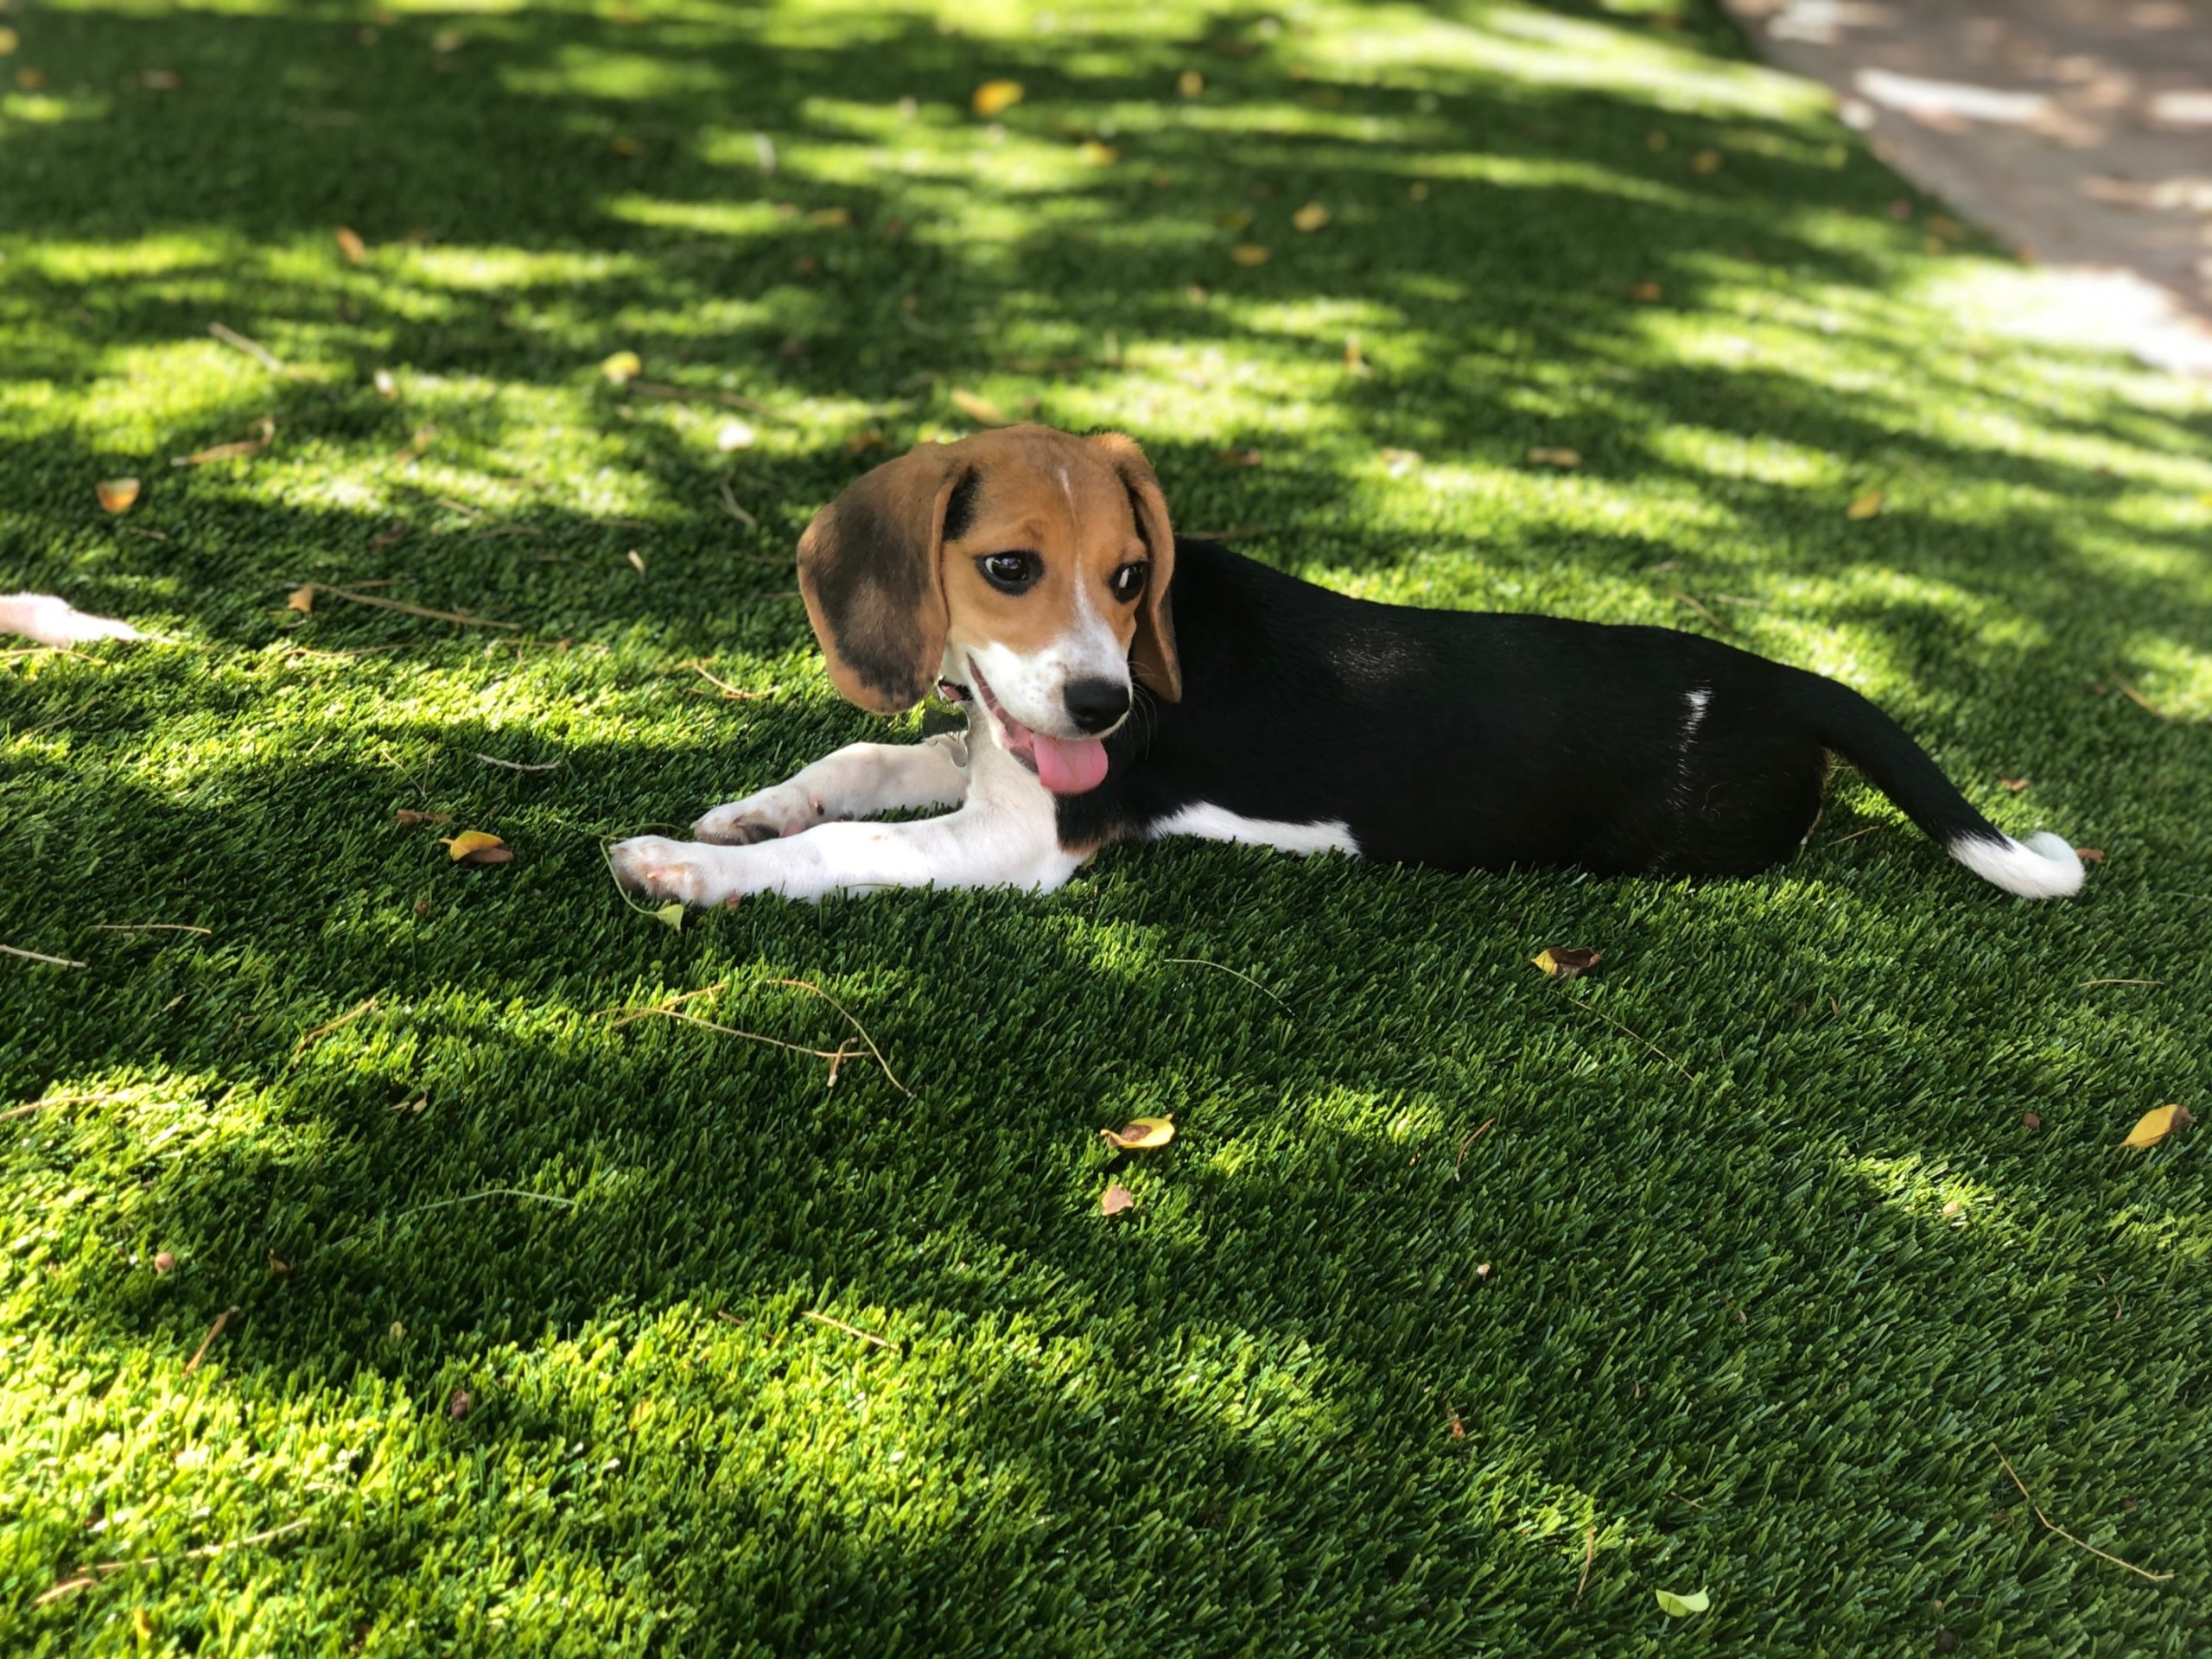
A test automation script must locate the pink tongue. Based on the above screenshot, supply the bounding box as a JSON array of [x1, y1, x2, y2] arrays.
[[1033, 734, 1109, 795]]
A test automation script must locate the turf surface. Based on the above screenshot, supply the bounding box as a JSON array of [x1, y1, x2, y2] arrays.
[[3, 2, 2209, 1654]]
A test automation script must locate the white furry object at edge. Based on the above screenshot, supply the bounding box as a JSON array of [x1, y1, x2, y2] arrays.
[[0, 594, 145, 647], [1948, 831, 2084, 899]]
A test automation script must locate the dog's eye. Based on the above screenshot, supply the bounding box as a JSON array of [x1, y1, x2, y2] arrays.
[[1110, 562, 1148, 603], [978, 551, 1039, 592]]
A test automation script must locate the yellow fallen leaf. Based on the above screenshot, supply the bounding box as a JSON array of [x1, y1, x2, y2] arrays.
[[1344, 334, 1370, 376], [1230, 243, 1270, 267], [600, 350, 642, 385], [0, 28, 18, 55], [286, 585, 316, 614], [1292, 201, 1331, 232], [1101, 1115, 1174, 1151], [1527, 447, 1583, 469], [97, 477, 143, 514], [806, 206, 853, 229], [1077, 140, 1118, 166], [334, 226, 367, 264], [1847, 489, 1885, 520], [950, 388, 1009, 426], [1177, 69, 1204, 98], [971, 79, 1023, 118], [653, 901, 684, 931], [441, 830, 512, 864], [1626, 280, 1663, 303], [2120, 1103, 2193, 1148], [1100, 1184, 1135, 1216], [1532, 946, 1602, 981]]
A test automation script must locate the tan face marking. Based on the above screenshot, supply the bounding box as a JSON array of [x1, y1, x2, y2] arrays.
[[937, 429, 1152, 734]]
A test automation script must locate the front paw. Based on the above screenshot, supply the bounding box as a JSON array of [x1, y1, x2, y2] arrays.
[[609, 836, 728, 906], [694, 785, 817, 845]]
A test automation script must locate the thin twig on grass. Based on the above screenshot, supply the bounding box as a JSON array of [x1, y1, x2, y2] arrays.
[[1992, 1445, 2172, 1583], [690, 662, 771, 700], [183, 1306, 240, 1375], [289, 995, 378, 1065], [34, 1516, 318, 1605], [2115, 681, 2187, 722], [317, 1187, 581, 1258], [1575, 1523, 1596, 1603], [1160, 957, 1293, 1014], [473, 752, 563, 772], [717, 477, 760, 530], [799, 1308, 899, 1351], [631, 380, 783, 417], [765, 978, 907, 1094], [1821, 824, 1885, 848], [172, 417, 275, 467], [292, 585, 520, 631], [1558, 991, 1698, 1085], [2, 943, 87, 969], [208, 321, 285, 372], [1454, 1117, 1497, 1173], [2080, 978, 2162, 988], [91, 923, 213, 935], [1670, 590, 1729, 632], [2, 1087, 159, 1122]]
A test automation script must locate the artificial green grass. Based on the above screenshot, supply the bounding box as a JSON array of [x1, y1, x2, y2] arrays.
[[3, 1, 2209, 1653]]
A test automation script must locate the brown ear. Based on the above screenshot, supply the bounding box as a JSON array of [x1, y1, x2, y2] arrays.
[[797, 443, 969, 714], [1087, 431, 1181, 702]]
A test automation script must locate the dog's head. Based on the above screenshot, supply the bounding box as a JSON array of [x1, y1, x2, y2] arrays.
[[797, 424, 1179, 795]]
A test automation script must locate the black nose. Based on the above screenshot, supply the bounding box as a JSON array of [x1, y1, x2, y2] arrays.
[[1063, 677, 1130, 734]]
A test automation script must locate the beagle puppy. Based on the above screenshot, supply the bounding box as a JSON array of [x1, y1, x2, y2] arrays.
[[609, 424, 2083, 906]]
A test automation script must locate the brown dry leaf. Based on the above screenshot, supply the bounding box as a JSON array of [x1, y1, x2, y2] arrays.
[[448, 1388, 474, 1421], [430, 28, 464, 53], [334, 226, 368, 264], [611, 135, 641, 158], [1076, 140, 1119, 166], [950, 388, 1010, 426], [154, 1250, 176, 1274], [140, 68, 180, 91], [2021, 1112, 2043, 1130], [1847, 489, 1885, 520], [1292, 201, 1331, 232], [1100, 1184, 1135, 1217], [844, 429, 886, 456], [1149, 168, 1174, 189], [2075, 847, 2107, 864], [441, 830, 512, 865], [2119, 1103, 2193, 1149], [372, 367, 397, 398], [971, 79, 1024, 118], [1646, 130, 1670, 151], [16, 67, 48, 91], [1178, 69, 1204, 98], [1532, 946, 1602, 981], [1100, 1115, 1174, 1151], [395, 808, 452, 825], [1230, 242, 1270, 267], [600, 350, 643, 385], [1215, 447, 1263, 467], [1408, 181, 1430, 200], [97, 477, 143, 513], [286, 586, 316, 614], [1527, 447, 1583, 469], [1998, 775, 2031, 793], [268, 1250, 290, 1275], [1447, 1408, 1465, 1440], [1626, 281, 1662, 303], [1692, 148, 1722, 175], [171, 417, 274, 467], [369, 519, 409, 549]]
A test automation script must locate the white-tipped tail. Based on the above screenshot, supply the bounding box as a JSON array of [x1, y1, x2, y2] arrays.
[[1948, 830, 2085, 899]]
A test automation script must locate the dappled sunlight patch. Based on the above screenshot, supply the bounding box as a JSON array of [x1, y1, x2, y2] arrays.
[[1841, 1153, 2010, 1236]]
